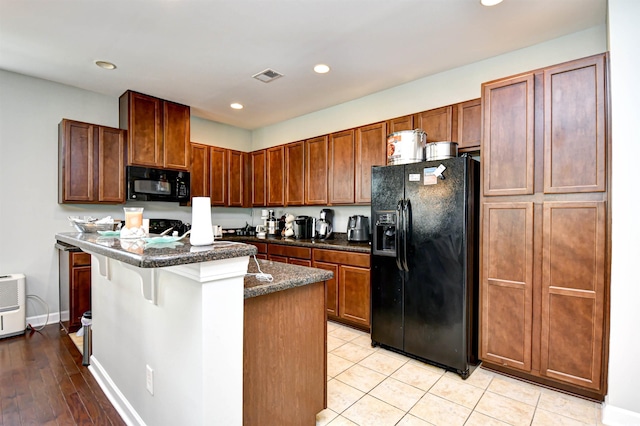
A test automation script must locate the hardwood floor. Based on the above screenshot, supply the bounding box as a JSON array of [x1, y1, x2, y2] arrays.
[[0, 325, 124, 425]]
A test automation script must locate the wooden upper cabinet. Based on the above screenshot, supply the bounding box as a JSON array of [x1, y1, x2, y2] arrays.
[[482, 73, 535, 197], [209, 146, 226, 206], [305, 136, 328, 205], [162, 100, 190, 171], [285, 141, 305, 206], [190, 143, 210, 199], [58, 119, 125, 204], [252, 150, 266, 206], [481, 202, 534, 372], [228, 149, 248, 207], [98, 126, 126, 203], [355, 122, 387, 204], [119, 90, 190, 171], [60, 120, 93, 203], [387, 115, 414, 133], [121, 91, 161, 167], [456, 99, 482, 151], [266, 146, 285, 206], [415, 105, 457, 143], [328, 129, 355, 204], [540, 201, 606, 391], [543, 55, 606, 194]]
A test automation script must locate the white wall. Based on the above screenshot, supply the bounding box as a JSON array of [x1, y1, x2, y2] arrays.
[[0, 71, 252, 321], [603, 0, 640, 423], [252, 25, 607, 149]]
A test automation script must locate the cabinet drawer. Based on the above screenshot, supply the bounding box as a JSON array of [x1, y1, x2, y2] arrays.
[[248, 242, 268, 254], [268, 244, 311, 260], [313, 249, 370, 268], [72, 252, 91, 267]]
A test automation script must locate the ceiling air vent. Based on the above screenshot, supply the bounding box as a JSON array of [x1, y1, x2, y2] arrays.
[[252, 68, 284, 83]]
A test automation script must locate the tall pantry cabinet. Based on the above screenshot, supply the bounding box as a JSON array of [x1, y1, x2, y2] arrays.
[[479, 53, 609, 399]]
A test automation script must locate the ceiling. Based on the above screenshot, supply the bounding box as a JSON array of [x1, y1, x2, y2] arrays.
[[0, 0, 606, 130]]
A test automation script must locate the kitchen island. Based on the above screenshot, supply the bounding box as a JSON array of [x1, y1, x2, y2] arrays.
[[55, 232, 332, 426]]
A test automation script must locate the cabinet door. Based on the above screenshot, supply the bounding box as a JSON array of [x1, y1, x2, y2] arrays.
[[190, 143, 210, 198], [415, 106, 456, 143], [314, 261, 339, 318], [289, 258, 312, 267], [126, 91, 162, 167], [328, 130, 355, 204], [543, 55, 606, 194], [388, 115, 414, 133], [59, 120, 94, 202], [228, 149, 245, 207], [162, 101, 190, 171], [482, 74, 535, 196], [209, 147, 226, 206], [252, 150, 266, 206], [70, 265, 91, 330], [285, 142, 305, 206], [339, 266, 370, 329], [97, 126, 126, 203], [355, 122, 387, 204], [305, 136, 328, 205], [456, 99, 482, 151], [481, 202, 534, 372], [266, 146, 285, 206], [269, 255, 288, 264], [540, 201, 605, 390]]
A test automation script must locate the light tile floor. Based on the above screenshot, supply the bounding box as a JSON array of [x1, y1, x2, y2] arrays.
[[317, 321, 604, 426]]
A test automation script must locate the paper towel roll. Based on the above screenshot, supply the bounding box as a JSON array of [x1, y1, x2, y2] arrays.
[[190, 197, 214, 246]]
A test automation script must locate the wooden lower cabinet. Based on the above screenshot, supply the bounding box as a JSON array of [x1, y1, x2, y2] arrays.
[[313, 248, 370, 331], [58, 248, 91, 333], [268, 244, 312, 266], [244, 280, 327, 425], [540, 201, 606, 390], [246, 242, 268, 260], [480, 200, 607, 398]]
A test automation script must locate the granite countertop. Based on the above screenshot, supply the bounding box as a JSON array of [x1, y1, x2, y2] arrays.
[[55, 232, 257, 268], [244, 258, 333, 299], [221, 233, 371, 254]]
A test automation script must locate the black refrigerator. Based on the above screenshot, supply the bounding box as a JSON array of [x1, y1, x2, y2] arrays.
[[370, 156, 479, 378]]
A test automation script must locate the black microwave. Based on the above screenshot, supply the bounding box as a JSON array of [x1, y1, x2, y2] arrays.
[[126, 166, 190, 202]]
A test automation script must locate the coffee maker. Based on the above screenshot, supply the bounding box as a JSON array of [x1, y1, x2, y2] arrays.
[[266, 209, 278, 237], [316, 209, 334, 240]]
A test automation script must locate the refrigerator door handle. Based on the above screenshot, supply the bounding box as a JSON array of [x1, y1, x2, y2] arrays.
[[395, 200, 403, 271], [402, 199, 410, 271]]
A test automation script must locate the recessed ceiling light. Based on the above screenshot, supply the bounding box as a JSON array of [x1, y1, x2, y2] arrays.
[[95, 60, 117, 70], [230, 103, 244, 110], [314, 64, 331, 74], [480, 0, 504, 6]]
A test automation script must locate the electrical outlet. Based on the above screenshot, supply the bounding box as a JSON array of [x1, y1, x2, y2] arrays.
[[146, 365, 154, 395]]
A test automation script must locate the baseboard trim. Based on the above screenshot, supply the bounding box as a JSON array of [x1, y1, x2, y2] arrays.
[[602, 399, 640, 426], [26, 312, 60, 328], [89, 356, 146, 426]]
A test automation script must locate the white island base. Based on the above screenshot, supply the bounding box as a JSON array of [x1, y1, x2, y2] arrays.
[[87, 252, 249, 426]]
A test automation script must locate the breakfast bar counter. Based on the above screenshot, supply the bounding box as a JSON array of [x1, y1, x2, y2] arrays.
[[55, 232, 332, 426]]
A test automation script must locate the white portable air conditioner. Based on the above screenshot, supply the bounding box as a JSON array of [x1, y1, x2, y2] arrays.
[[0, 273, 26, 338]]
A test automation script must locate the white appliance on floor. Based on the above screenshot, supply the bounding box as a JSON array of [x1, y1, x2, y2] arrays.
[[0, 273, 26, 338]]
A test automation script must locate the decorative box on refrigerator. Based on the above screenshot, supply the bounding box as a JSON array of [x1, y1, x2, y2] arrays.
[[0, 273, 26, 339]]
